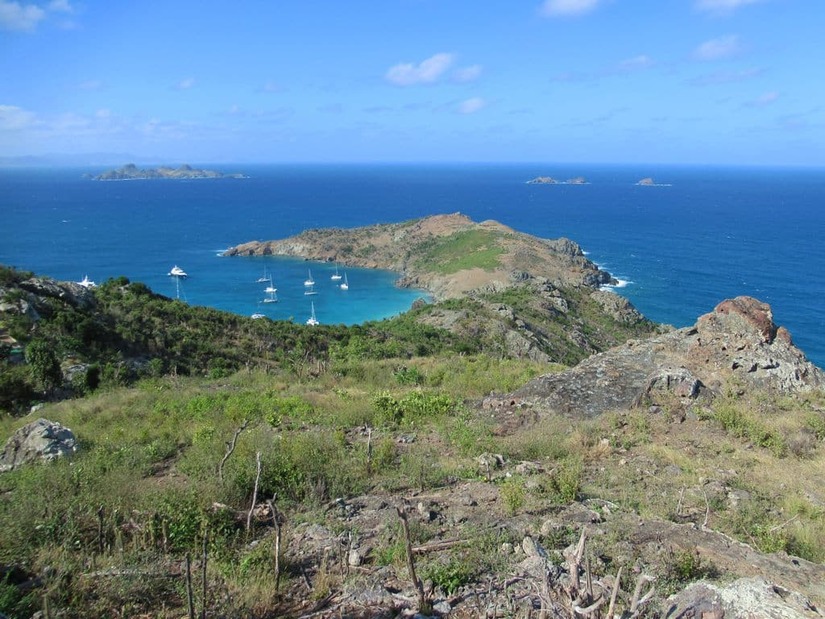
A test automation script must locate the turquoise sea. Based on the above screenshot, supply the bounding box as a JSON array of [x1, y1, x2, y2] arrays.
[[1, 164, 824, 366]]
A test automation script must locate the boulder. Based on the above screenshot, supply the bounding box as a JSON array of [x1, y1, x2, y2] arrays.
[[0, 418, 77, 472]]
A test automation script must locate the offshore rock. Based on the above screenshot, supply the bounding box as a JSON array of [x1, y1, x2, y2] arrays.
[[0, 418, 77, 472], [508, 296, 824, 418]]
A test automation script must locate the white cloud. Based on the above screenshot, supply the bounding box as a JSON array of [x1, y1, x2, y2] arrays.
[[0, 104, 38, 129], [0, 0, 45, 31], [453, 64, 483, 83], [693, 35, 741, 61], [745, 91, 779, 107], [695, 0, 763, 15], [47, 0, 73, 12], [540, 0, 601, 17], [260, 80, 285, 93], [458, 97, 486, 114], [690, 67, 763, 86], [616, 55, 654, 72], [175, 77, 196, 90], [0, 0, 74, 31], [77, 79, 103, 91], [385, 53, 454, 86]]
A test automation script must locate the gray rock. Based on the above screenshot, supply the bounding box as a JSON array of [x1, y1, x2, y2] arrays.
[[0, 418, 77, 472], [664, 577, 823, 618], [433, 600, 452, 615], [347, 548, 362, 567], [522, 535, 547, 558]]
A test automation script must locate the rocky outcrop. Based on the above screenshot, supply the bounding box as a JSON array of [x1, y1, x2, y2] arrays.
[[0, 418, 77, 472], [17, 277, 97, 311], [503, 296, 823, 418]]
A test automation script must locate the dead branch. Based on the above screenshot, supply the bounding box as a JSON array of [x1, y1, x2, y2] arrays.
[[246, 451, 262, 534], [629, 574, 655, 616], [200, 529, 208, 619], [267, 496, 283, 593], [411, 538, 468, 554], [185, 554, 195, 619], [218, 420, 249, 482], [396, 504, 433, 615], [606, 566, 622, 619]]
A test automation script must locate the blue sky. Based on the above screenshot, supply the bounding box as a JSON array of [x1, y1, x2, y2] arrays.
[[1, 0, 823, 165]]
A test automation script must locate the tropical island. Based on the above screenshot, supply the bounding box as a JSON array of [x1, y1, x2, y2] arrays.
[[1, 215, 824, 617], [527, 175, 588, 185], [91, 163, 247, 181]]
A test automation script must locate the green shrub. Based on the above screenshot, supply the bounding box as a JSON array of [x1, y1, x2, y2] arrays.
[[659, 548, 717, 594], [499, 477, 526, 516], [423, 558, 475, 595]]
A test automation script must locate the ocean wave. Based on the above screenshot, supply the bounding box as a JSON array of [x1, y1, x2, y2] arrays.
[[601, 278, 632, 290]]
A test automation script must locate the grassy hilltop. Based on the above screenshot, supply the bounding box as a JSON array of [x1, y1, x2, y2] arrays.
[[1, 217, 824, 618]]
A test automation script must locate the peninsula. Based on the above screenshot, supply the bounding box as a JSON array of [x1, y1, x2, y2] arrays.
[[224, 213, 657, 363], [224, 213, 613, 300], [91, 163, 246, 181]]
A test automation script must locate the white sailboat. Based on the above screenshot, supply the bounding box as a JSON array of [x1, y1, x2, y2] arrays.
[[77, 275, 96, 288], [263, 276, 278, 303], [256, 265, 270, 283], [306, 302, 319, 326], [167, 265, 188, 299], [339, 273, 349, 291], [304, 269, 315, 287], [331, 263, 342, 281]]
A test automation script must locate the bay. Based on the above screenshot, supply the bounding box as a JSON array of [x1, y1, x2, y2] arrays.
[[1, 163, 823, 366]]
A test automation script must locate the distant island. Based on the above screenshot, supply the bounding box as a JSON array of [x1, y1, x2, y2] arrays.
[[526, 175, 588, 185], [635, 177, 672, 187], [90, 163, 247, 181]]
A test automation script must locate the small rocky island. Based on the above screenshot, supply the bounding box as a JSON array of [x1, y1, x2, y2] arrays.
[[635, 177, 671, 187], [527, 175, 587, 185], [91, 163, 246, 181]]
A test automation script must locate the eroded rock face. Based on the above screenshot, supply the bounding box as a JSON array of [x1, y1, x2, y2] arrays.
[[507, 296, 824, 418], [0, 418, 77, 472]]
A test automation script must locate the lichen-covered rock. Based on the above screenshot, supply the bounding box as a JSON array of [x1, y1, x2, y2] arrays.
[[0, 418, 77, 472]]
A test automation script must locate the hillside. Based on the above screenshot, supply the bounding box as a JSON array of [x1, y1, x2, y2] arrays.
[[1, 217, 824, 618]]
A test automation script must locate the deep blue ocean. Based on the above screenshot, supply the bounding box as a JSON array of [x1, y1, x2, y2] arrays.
[[1, 164, 823, 366]]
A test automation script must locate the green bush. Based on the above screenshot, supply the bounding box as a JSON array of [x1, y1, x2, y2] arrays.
[[423, 558, 475, 595], [499, 477, 526, 516]]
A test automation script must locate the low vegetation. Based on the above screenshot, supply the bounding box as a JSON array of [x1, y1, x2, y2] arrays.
[[1, 265, 824, 617], [413, 229, 505, 274]]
